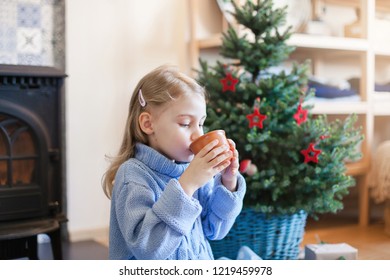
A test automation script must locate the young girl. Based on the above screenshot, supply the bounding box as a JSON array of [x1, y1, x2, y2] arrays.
[[102, 64, 246, 260]]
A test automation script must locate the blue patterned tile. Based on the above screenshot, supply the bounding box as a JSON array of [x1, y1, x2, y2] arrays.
[[0, 27, 17, 52], [42, 0, 57, 4], [23, 0, 42, 3], [41, 4, 53, 31], [17, 27, 42, 55], [0, 0, 64, 68], [17, 53, 43, 65], [17, 3, 41, 28], [0, 53, 17, 65], [0, 1, 17, 25]]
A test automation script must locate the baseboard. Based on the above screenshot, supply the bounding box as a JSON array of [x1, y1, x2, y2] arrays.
[[69, 226, 109, 244]]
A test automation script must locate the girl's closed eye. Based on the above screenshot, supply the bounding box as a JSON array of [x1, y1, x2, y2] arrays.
[[180, 123, 190, 127], [179, 123, 203, 128]]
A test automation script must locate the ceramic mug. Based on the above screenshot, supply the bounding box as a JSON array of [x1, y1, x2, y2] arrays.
[[190, 130, 232, 159]]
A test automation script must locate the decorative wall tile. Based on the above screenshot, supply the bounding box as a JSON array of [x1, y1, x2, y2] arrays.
[[0, 0, 65, 69], [0, 1, 17, 26], [0, 54, 14, 64], [52, 0, 65, 70], [17, 27, 42, 54], [41, 4, 54, 66], [23, 0, 42, 4], [17, 3, 41, 28], [0, 27, 17, 52], [41, 5, 53, 31], [17, 53, 42, 65]]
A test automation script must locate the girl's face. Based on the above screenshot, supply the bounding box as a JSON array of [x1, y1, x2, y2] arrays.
[[147, 93, 206, 162]]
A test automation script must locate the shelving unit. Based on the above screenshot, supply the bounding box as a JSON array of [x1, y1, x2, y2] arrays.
[[189, 0, 390, 226]]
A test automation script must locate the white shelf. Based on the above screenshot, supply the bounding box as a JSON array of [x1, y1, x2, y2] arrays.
[[372, 92, 390, 115], [373, 102, 390, 115], [326, 0, 390, 12], [308, 101, 368, 115], [197, 33, 370, 53], [374, 46, 390, 57], [288, 34, 368, 52]]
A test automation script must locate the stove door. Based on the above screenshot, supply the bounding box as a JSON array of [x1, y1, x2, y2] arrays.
[[0, 102, 49, 221]]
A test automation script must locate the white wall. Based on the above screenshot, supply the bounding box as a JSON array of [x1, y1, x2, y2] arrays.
[[65, 0, 189, 241]]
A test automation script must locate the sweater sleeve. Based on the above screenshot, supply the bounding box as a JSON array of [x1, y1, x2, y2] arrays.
[[199, 173, 246, 240], [112, 163, 202, 260], [153, 179, 202, 235]]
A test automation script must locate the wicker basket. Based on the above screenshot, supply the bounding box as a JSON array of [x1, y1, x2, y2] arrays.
[[210, 208, 307, 260]]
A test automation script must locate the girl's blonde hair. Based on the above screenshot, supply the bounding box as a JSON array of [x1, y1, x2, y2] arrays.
[[102, 64, 206, 198]]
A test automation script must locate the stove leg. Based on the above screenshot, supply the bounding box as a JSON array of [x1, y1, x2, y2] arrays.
[[27, 236, 38, 260], [48, 228, 63, 260]]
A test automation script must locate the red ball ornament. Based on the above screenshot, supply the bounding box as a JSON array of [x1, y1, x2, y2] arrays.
[[239, 159, 252, 173], [220, 72, 239, 92], [301, 143, 322, 164], [246, 164, 258, 176], [239, 159, 258, 176]]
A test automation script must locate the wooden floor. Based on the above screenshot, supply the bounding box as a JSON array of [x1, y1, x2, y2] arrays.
[[37, 240, 108, 260], [39, 217, 389, 260], [302, 217, 390, 260], [95, 218, 390, 260]]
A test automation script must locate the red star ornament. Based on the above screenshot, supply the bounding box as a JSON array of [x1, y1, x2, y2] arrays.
[[246, 108, 267, 129], [301, 143, 322, 164], [293, 104, 308, 125], [220, 72, 239, 92]]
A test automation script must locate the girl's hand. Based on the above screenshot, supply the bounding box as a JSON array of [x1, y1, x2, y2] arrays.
[[179, 139, 232, 197], [220, 139, 239, 192]]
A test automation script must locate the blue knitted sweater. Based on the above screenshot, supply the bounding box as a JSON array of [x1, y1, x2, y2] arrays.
[[109, 143, 246, 260]]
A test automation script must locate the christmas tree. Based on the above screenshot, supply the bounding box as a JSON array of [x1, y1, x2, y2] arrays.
[[196, 0, 363, 218]]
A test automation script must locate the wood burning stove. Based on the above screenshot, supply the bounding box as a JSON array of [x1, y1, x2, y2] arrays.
[[0, 65, 67, 259]]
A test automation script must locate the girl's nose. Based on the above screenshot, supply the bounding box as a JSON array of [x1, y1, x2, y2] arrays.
[[191, 128, 203, 142]]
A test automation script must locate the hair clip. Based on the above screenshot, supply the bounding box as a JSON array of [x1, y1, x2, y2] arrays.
[[138, 89, 146, 107]]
